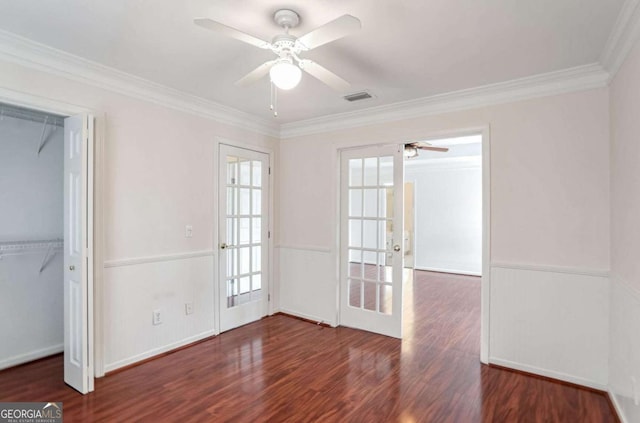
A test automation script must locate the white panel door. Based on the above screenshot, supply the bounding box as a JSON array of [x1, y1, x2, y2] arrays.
[[218, 144, 270, 332], [63, 114, 94, 394], [340, 145, 404, 338]]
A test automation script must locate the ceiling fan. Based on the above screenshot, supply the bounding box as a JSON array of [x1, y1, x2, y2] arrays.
[[404, 142, 449, 158], [194, 9, 361, 93]]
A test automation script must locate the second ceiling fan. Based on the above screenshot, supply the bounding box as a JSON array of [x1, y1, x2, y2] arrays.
[[194, 9, 361, 92]]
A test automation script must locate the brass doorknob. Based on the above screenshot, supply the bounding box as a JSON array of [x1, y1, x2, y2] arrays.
[[393, 245, 401, 252], [220, 243, 229, 250]]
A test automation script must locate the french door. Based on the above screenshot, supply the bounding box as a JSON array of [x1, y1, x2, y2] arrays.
[[340, 145, 404, 339], [218, 144, 270, 332]]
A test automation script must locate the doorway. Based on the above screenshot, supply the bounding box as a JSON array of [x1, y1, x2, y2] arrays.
[[338, 130, 490, 360], [0, 102, 95, 394], [217, 144, 271, 332]]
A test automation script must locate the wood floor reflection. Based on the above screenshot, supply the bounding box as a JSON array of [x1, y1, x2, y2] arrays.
[[0, 270, 617, 422]]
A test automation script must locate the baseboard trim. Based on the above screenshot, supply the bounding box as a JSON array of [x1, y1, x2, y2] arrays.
[[104, 250, 214, 268], [0, 344, 63, 371], [608, 388, 630, 423], [277, 308, 337, 327], [489, 357, 607, 391], [274, 312, 332, 328], [104, 330, 217, 374], [414, 266, 482, 277]]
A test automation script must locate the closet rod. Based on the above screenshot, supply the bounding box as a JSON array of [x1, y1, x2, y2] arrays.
[[0, 103, 64, 127]]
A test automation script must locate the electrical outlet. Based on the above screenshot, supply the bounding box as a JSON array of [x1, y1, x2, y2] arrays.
[[632, 376, 639, 406], [185, 302, 193, 315], [185, 225, 193, 238], [152, 309, 162, 325]]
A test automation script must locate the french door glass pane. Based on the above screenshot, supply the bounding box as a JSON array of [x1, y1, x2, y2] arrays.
[[239, 160, 251, 186], [225, 153, 265, 310], [346, 153, 395, 315]]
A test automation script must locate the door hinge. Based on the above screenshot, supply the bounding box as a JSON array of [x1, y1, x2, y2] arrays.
[[268, 294, 271, 301], [268, 230, 271, 239], [268, 167, 271, 175]]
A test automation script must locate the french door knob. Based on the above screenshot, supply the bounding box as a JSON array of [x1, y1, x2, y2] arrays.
[[69, 265, 75, 271], [220, 243, 229, 250], [393, 245, 401, 252]]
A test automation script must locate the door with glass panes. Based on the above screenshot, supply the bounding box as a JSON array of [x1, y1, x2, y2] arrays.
[[218, 144, 270, 332], [340, 145, 404, 339]]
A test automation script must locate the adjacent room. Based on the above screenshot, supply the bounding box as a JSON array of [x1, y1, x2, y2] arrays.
[[0, 1, 639, 421]]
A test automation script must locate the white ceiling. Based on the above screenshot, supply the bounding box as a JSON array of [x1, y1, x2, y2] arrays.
[[0, 0, 625, 123]]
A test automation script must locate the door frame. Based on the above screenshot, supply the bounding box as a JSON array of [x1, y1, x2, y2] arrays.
[[213, 137, 275, 335], [0, 88, 105, 377], [335, 125, 491, 363]]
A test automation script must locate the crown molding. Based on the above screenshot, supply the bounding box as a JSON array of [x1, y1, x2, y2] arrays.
[[0, 30, 280, 138], [0, 28, 616, 141], [600, 0, 640, 78], [279, 63, 610, 139]]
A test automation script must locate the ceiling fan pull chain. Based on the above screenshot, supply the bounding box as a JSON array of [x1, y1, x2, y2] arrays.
[[274, 83, 278, 117], [269, 80, 278, 117]]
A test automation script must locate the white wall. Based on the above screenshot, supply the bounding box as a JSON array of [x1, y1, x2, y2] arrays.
[[0, 113, 64, 369], [279, 88, 611, 386], [609, 30, 640, 422], [406, 142, 482, 275], [0, 58, 278, 372], [0, 114, 63, 240]]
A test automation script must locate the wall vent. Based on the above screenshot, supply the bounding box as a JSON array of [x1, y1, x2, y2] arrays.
[[343, 91, 373, 102]]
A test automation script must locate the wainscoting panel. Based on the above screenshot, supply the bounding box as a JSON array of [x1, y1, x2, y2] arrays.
[[490, 265, 609, 388], [103, 254, 215, 372], [277, 246, 337, 326], [608, 276, 640, 423]]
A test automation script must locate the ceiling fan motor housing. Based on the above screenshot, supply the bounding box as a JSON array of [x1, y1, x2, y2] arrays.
[[274, 9, 300, 29]]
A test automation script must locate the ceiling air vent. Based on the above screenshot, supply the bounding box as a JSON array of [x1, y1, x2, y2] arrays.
[[343, 91, 373, 102]]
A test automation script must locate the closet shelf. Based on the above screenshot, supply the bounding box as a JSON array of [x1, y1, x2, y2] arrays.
[[0, 239, 64, 272]]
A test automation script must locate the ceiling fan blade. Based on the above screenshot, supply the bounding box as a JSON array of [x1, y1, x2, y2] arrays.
[[300, 61, 351, 92], [297, 14, 362, 50], [416, 145, 449, 152], [235, 60, 277, 87], [194, 18, 271, 49]]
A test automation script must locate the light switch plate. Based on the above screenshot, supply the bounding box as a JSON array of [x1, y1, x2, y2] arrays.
[[185, 225, 193, 238]]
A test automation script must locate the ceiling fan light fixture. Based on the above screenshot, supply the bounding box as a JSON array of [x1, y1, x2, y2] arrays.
[[404, 145, 419, 159], [270, 60, 302, 90]]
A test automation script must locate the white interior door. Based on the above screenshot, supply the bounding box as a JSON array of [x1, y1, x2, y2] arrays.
[[218, 144, 270, 333], [340, 145, 404, 338], [63, 114, 94, 394]]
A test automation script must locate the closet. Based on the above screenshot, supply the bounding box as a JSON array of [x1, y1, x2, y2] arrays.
[[0, 103, 65, 370]]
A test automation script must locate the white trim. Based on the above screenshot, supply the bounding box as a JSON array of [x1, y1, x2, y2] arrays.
[[489, 357, 608, 391], [279, 64, 609, 139], [480, 126, 492, 365], [0, 344, 64, 371], [275, 244, 333, 254], [414, 266, 482, 277], [104, 330, 216, 373], [278, 308, 338, 327], [491, 262, 610, 278], [103, 250, 215, 268], [0, 30, 279, 138], [608, 388, 630, 423], [600, 0, 640, 78]]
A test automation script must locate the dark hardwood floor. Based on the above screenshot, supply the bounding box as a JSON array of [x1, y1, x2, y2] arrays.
[[0, 270, 617, 422]]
